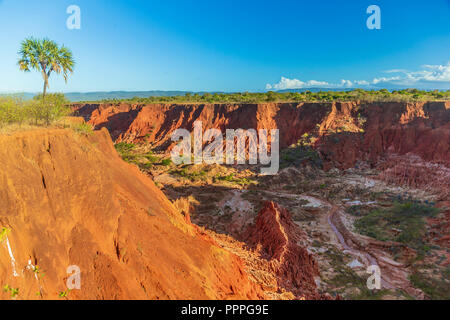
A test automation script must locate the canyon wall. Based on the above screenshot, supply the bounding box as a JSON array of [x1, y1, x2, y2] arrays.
[[74, 102, 449, 196], [74, 101, 449, 170]]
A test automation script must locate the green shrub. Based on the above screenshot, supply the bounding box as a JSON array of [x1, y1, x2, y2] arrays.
[[145, 153, 159, 163], [115, 142, 135, 153], [169, 167, 208, 182], [114, 142, 137, 163], [3, 284, 19, 298], [354, 202, 439, 251], [409, 271, 450, 300], [0, 97, 28, 127], [214, 173, 255, 186], [0, 227, 11, 243], [73, 122, 93, 136], [0, 94, 71, 128], [30, 93, 71, 125]]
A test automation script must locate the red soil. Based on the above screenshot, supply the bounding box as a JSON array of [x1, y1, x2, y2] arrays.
[[0, 128, 264, 300]]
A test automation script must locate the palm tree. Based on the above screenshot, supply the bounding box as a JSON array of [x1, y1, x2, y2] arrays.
[[18, 38, 75, 100]]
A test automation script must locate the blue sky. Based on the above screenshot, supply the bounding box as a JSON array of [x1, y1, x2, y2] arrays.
[[0, 0, 449, 92]]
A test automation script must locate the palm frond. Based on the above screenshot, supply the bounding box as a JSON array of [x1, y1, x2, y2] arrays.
[[17, 37, 75, 88]]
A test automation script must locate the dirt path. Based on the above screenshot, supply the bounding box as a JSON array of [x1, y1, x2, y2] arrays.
[[327, 206, 395, 289], [259, 190, 422, 297]]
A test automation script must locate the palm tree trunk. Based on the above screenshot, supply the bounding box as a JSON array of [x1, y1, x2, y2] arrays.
[[43, 80, 47, 101], [42, 76, 48, 125]]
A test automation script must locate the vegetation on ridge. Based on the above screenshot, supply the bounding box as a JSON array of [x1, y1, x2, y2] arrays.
[[0, 94, 71, 128], [94, 88, 450, 104]]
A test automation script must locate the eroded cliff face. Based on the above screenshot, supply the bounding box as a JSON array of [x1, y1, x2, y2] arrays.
[[74, 101, 449, 194], [74, 101, 449, 165], [0, 128, 264, 300], [317, 101, 449, 168]]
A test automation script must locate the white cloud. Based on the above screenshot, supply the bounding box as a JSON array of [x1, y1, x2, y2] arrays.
[[266, 62, 450, 90], [307, 80, 330, 87], [265, 77, 331, 90], [384, 69, 408, 73], [409, 63, 450, 82], [376, 63, 450, 85], [340, 79, 353, 87], [266, 77, 361, 90], [354, 80, 370, 86], [372, 76, 401, 85]]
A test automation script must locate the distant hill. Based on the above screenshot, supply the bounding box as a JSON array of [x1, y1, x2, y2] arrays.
[[275, 88, 370, 93]]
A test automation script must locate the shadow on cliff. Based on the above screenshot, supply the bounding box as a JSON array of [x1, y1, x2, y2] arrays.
[[73, 104, 101, 121], [272, 103, 333, 149], [95, 109, 141, 141]]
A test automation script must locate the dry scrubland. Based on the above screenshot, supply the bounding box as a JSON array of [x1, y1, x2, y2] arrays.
[[0, 94, 92, 135]]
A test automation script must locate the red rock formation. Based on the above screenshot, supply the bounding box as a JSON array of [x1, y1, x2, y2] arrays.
[[0, 128, 264, 300], [244, 202, 323, 299], [377, 154, 450, 199], [73, 101, 449, 168], [317, 101, 450, 169], [73, 102, 332, 150]]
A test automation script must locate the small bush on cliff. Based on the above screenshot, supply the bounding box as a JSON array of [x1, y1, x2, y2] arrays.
[[58, 290, 70, 298], [73, 122, 94, 136], [145, 153, 159, 163], [0, 227, 11, 243], [161, 158, 172, 166], [0, 97, 28, 127], [170, 167, 207, 182], [115, 142, 135, 154], [30, 93, 71, 125], [114, 142, 138, 163], [3, 284, 19, 298]]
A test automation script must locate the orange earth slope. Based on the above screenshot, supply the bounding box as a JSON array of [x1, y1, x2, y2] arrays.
[[0, 128, 264, 300]]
